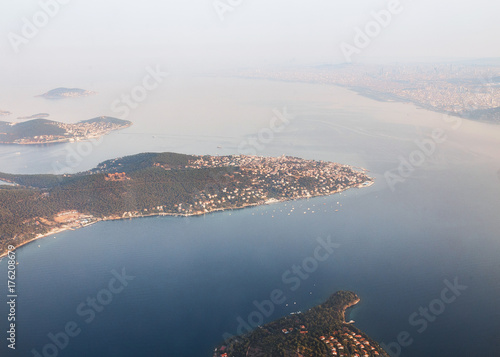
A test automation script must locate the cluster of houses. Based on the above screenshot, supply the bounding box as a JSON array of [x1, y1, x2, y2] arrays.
[[180, 155, 370, 214], [281, 324, 309, 335], [104, 172, 129, 181], [10, 118, 127, 144], [102, 154, 371, 217], [214, 345, 228, 357], [187, 155, 363, 188], [56, 119, 125, 140], [319, 329, 381, 357], [212, 324, 385, 357]]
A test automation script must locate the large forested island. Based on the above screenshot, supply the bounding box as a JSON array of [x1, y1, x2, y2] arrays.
[[0, 152, 373, 256], [0, 116, 131, 144], [214, 291, 389, 357]]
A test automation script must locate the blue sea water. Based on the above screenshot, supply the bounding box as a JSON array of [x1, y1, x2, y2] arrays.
[[1, 78, 500, 356]]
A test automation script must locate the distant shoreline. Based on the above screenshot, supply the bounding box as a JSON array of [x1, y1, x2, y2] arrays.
[[0, 180, 373, 259], [0, 116, 131, 145], [234, 75, 499, 124], [0, 124, 132, 146]]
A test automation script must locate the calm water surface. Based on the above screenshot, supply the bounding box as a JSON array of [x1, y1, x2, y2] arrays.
[[1, 78, 499, 356]]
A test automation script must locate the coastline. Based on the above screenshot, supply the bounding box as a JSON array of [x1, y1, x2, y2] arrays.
[[212, 291, 391, 357], [234, 75, 499, 124], [342, 297, 361, 323], [0, 227, 72, 259], [0, 179, 374, 259], [0, 123, 132, 146]]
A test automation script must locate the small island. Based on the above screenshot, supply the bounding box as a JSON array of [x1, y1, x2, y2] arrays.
[[37, 87, 96, 99], [0, 110, 11, 116], [17, 113, 50, 120], [214, 291, 389, 357], [0, 116, 132, 144], [0, 152, 373, 256]]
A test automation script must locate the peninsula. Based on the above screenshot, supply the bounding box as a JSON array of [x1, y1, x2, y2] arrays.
[[0, 152, 373, 256], [0, 116, 131, 144], [214, 291, 389, 357], [37, 87, 96, 99]]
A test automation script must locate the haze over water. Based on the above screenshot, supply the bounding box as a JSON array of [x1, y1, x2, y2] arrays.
[[1, 77, 500, 356]]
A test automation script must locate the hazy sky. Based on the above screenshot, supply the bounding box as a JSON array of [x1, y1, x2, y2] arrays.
[[1, 0, 499, 81]]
